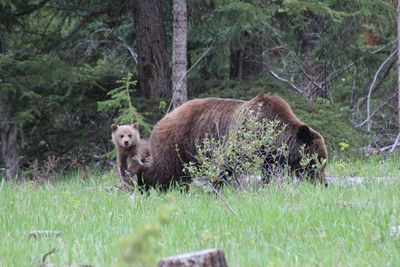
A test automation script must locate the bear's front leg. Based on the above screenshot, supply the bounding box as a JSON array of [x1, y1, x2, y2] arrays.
[[116, 152, 127, 178], [127, 156, 150, 177], [116, 152, 136, 188]]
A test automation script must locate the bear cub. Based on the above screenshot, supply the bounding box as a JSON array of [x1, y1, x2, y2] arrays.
[[111, 123, 150, 185]]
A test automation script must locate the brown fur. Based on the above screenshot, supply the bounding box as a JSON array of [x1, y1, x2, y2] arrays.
[[111, 123, 150, 184], [137, 93, 327, 189]]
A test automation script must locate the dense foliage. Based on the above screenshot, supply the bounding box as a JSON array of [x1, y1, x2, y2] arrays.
[[0, 0, 398, 176]]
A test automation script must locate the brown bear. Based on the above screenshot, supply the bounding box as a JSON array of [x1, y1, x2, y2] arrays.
[[135, 93, 327, 189], [111, 123, 150, 185]]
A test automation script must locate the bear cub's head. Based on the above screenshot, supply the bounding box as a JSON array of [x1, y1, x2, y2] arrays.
[[111, 123, 140, 149]]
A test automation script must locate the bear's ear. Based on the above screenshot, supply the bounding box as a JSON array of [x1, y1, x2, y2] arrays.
[[255, 92, 268, 101], [297, 125, 313, 145], [111, 124, 118, 132], [132, 122, 139, 130]]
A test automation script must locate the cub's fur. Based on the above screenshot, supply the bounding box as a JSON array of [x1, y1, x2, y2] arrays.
[[111, 123, 150, 185]]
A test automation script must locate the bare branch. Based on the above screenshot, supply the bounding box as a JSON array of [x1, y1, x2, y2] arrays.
[[356, 49, 398, 129], [261, 20, 319, 95], [353, 92, 397, 128], [390, 131, 400, 152], [111, 32, 137, 63], [208, 181, 242, 222], [380, 139, 400, 151], [167, 39, 216, 113], [323, 40, 397, 85], [262, 21, 397, 99], [41, 6, 120, 54], [357, 59, 396, 108], [79, 28, 137, 63], [267, 70, 303, 94], [41, 248, 59, 264]]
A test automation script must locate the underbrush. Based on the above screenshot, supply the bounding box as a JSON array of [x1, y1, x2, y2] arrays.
[[0, 155, 399, 266]]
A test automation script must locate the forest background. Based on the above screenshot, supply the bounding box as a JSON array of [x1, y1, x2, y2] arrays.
[[1, 0, 399, 180]]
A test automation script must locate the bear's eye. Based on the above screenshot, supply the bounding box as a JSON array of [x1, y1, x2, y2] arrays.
[[120, 135, 124, 138], [128, 134, 132, 138]]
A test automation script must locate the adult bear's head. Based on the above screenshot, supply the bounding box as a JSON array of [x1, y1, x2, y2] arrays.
[[248, 93, 328, 183], [291, 124, 328, 183]]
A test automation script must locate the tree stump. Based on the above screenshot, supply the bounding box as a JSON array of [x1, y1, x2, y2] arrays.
[[157, 248, 228, 267]]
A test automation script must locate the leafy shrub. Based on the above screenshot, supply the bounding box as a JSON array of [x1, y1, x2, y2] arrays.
[[183, 105, 294, 189], [98, 73, 152, 160], [98, 73, 151, 135], [183, 104, 327, 189]]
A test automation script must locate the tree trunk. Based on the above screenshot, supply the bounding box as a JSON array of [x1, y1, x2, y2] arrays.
[[172, 0, 188, 109], [230, 47, 244, 79], [0, 99, 20, 181], [300, 11, 326, 101], [131, 0, 170, 98], [157, 249, 228, 267], [0, 31, 20, 180], [301, 37, 321, 100], [230, 32, 263, 79], [394, 0, 400, 152]]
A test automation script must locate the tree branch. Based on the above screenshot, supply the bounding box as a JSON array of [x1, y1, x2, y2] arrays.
[[91, 28, 137, 63], [167, 39, 216, 113], [14, 0, 52, 16], [323, 40, 397, 85], [267, 70, 303, 94], [356, 49, 398, 129], [353, 92, 397, 128], [389, 131, 400, 152], [357, 58, 396, 108], [40, 6, 120, 54], [44, 5, 102, 13]]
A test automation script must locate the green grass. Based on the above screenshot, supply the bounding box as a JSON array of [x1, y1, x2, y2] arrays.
[[1, 155, 399, 267]]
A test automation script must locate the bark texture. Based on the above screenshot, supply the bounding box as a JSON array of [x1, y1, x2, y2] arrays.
[[397, 0, 400, 142], [0, 31, 20, 180], [157, 248, 228, 267], [172, 0, 188, 109], [132, 0, 170, 98], [0, 97, 20, 180]]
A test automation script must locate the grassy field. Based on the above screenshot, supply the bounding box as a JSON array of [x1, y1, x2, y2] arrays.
[[1, 155, 399, 267]]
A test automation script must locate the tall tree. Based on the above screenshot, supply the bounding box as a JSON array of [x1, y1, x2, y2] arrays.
[[395, 0, 400, 151], [0, 0, 128, 179], [172, 0, 188, 109], [132, 0, 170, 99], [0, 29, 20, 180]]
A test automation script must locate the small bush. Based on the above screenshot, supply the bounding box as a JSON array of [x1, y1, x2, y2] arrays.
[[183, 105, 294, 189], [28, 155, 60, 184]]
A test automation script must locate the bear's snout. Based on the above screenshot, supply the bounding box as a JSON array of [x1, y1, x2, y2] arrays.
[[124, 140, 129, 146]]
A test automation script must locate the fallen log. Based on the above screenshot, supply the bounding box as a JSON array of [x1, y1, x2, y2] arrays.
[[157, 248, 228, 267], [28, 230, 61, 239]]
